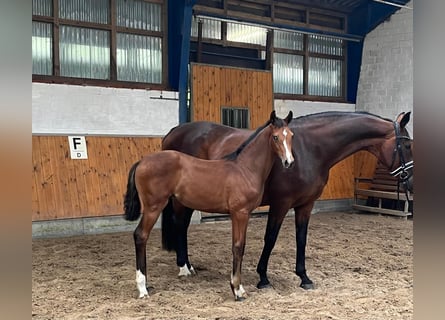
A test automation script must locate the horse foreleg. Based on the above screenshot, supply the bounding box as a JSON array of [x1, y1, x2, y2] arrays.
[[230, 211, 249, 301], [256, 204, 288, 289], [294, 204, 314, 290], [133, 209, 161, 298]]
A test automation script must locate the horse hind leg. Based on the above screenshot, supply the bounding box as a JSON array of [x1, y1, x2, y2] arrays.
[[133, 206, 163, 298], [162, 198, 196, 277], [174, 203, 196, 277]]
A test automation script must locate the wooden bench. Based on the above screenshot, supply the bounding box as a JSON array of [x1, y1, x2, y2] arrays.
[[352, 162, 413, 217]]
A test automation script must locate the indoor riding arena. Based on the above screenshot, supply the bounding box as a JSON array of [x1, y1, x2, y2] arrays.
[[32, 1, 413, 319]]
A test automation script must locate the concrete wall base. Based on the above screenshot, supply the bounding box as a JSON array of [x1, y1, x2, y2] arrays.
[[32, 199, 352, 238]]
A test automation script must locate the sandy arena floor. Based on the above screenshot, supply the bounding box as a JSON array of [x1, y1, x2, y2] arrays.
[[32, 211, 413, 319]]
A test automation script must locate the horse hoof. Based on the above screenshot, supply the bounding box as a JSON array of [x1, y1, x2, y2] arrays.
[[178, 264, 196, 277], [138, 292, 149, 299], [256, 280, 272, 289], [235, 295, 246, 302], [300, 282, 314, 290]]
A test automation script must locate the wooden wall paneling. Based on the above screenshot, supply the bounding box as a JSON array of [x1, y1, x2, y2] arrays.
[[319, 155, 354, 200], [263, 72, 274, 121], [224, 67, 232, 107], [257, 71, 265, 127], [202, 64, 210, 119], [354, 150, 377, 179], [43, 137, 64, 219], [246, 70, 254, 128], [59, 137, 83, 217], [32, 137, 50, 220], [218, 66, 226, 116], [80, 138, 99, 217], [32, 136, 163, 221], [211, 66, 220, 122], [250, 71, 259, 127], [241, 68, 248, 108], [192, 65, 200, 121]]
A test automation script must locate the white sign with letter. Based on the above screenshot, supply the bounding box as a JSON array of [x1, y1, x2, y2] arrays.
[[68, 136, 88, 159]]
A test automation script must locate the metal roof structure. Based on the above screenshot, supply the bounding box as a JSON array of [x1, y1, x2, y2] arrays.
[[167, 0, 412, 122]]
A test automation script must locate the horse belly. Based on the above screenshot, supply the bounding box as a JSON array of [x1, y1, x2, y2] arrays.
[[173, 167, 230, 214], [174, 186, 229, 214]]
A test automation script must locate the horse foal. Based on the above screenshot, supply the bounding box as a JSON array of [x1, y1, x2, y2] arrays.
[[124, 111, 294, 301]]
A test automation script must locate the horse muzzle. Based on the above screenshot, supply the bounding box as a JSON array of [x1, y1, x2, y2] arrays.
[[283, 158, 294, 169]]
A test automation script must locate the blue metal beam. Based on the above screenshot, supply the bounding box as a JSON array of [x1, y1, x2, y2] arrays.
[[168, 0, 196, 123]]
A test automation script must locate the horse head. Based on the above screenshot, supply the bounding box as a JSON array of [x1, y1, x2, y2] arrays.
[[380, 112, 414, 192], [269, 110, 294, 168]]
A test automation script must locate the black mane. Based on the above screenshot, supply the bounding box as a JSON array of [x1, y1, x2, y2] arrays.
[[223, 120, 272, 161]]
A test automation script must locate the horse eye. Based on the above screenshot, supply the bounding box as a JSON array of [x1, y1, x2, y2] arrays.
[[273, 135, 278, 142]]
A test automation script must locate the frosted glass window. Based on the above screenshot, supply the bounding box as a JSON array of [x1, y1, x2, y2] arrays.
[[116, 0, 162, 31], [227, 23, 267, 46], [59, 0, 109, 24], [59, 26, 110, 79], [274, 30, 303, 51], [191, 17, 221, 40], [117, 33, 162, 83], [273, 53, 304, 94], [32, 21, 53, 75], [32, 0, 52, 16], [309, 34, 343, 56], [308, 57, 342, 96]]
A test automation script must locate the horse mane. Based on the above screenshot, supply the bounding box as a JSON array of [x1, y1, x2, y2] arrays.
[[294, 111, 391, 123], [223, 120, 272, 161]]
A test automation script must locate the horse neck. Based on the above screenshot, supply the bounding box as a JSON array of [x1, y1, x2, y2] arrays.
[[302, 114, 393, 168], [236, 125, 276, 184]]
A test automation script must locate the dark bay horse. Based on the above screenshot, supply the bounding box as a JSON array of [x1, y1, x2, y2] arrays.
[[161, 111, 413, 290], [124, 111, 294, 300]]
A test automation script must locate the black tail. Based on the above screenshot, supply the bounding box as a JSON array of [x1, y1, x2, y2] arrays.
[[161, 197, 178, 252], [123, 161, 142, 221]]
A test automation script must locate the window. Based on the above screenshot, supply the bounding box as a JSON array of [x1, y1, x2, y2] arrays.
[[221, 107, 250, 129], [273, 32, 344, 98], [191, 17, 346, 100], [32, 0, 165, 86]]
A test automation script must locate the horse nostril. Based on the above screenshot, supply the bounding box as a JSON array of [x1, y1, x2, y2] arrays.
[[284, 160, 290, 168]]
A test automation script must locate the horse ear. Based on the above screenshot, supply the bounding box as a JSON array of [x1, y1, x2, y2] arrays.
[[285, 111, 293, 124], [400, 111, 411, 128], [269, 110, 277, 122]]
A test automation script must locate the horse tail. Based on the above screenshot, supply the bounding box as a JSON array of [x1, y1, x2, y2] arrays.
[[123, 161, 142, 221], [161, 197, 177, 252]]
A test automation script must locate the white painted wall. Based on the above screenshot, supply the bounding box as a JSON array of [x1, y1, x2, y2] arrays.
[[274, 100, 355, 119], [356, 1, 413, 135], [32, 83, 179, 136]]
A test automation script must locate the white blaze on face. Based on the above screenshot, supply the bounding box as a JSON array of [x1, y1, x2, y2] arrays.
[[282, 128, 294, 164], [136, 269, 149, 298]]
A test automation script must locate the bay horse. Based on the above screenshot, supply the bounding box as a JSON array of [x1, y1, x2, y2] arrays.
[[124, 110, 294, 300], [161, 111, 413, 290]]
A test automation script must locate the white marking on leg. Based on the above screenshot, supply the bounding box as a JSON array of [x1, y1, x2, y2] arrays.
[[234, 284, 246, 298], [178, 264, 196, 277], [136, 269, 149, 298], [231, 274, 247, 299]]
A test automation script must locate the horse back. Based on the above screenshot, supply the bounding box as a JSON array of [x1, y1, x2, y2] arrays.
[[162, 121, 250, 160]]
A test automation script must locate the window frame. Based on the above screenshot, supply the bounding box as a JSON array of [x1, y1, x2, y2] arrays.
[[273, 32, 347, 102], [32, 0, 168, 90], [192, 0, 348, 102]]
